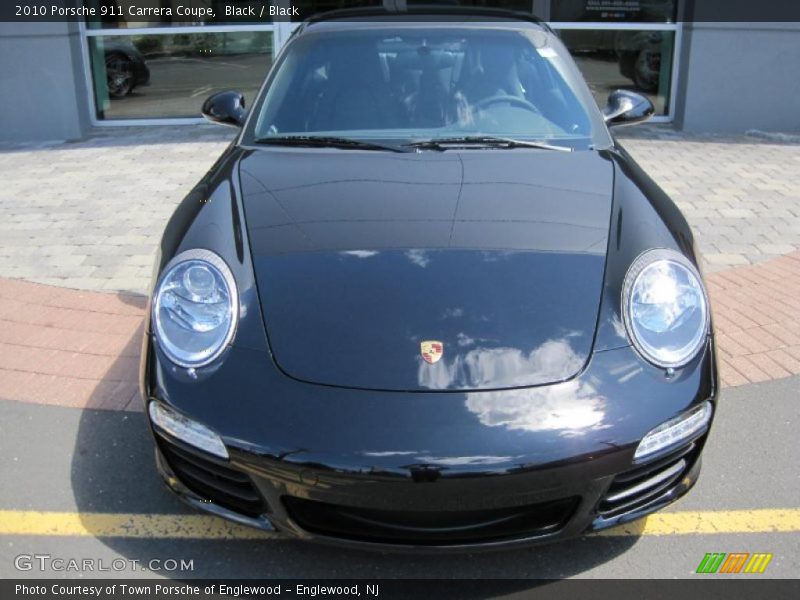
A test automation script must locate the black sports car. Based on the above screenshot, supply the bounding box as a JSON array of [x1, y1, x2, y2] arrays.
[[104, 39, 150, 98], [142, 7, 717, 550]]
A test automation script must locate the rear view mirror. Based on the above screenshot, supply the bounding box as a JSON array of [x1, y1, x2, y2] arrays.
[[201, 91, 247, 128], [603, 90, 654, 127]]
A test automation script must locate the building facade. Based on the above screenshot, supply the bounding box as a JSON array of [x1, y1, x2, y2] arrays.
[[1, 0, 798, 141]]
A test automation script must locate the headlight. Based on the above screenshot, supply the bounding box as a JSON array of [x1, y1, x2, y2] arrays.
[[153, 249, 238, 368], [622, 249, 709, 368]]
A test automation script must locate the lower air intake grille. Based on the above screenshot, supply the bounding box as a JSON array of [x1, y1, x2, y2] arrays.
[[599, 443, 697, 518], [158, 438, 267, 518], [283, 496, 579, 545]]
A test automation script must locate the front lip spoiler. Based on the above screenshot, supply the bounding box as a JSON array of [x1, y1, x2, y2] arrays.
[[155, 446, 562, 552], [154, 446, 569, 551], [152, 447, 704, 552], [155, 448, 276, 533]]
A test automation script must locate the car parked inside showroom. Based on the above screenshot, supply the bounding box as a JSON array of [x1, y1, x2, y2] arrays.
[[141, 6, 717, 550]]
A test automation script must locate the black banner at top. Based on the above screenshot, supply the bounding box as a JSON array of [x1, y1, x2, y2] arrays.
[[1, 0, 800, 24]]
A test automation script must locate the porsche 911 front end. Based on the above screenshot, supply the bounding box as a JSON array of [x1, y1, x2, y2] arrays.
[[140, 8, 717, 550]]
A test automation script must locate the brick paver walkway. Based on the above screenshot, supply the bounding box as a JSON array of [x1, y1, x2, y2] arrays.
[[0, 125, 798, 295], [708, 251, 800, 387], [0, 278, 143, 412], [0, 126, 234, 295], [1, 252, 797, 412], [622, 129, 800, 271]]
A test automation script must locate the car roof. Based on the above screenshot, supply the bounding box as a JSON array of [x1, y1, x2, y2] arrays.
[[298, 5, 551, 35]]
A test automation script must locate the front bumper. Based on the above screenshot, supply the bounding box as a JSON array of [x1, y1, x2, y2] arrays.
[[142, 338, 716, 551], [153, 433, 704, 551]]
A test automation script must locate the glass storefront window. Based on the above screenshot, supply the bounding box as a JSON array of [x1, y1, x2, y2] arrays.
[[291, 1, 536, 21], [291, 1, 382, 20], [84, 1, 273, 29], [88, 31, 273, 120], [550, 0, 677, 23], [557, 29, 674, 115], [79, 2, 680, 123]]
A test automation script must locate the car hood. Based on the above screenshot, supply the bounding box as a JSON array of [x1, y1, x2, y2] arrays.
[[238, 148, 613, 391]]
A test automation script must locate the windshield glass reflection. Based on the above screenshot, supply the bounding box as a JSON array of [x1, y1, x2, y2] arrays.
[[254, 27, 602, 149]]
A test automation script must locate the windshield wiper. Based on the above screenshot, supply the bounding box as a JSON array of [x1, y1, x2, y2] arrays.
[[406, 136, 573, 152], [253, 135, 413, 153]]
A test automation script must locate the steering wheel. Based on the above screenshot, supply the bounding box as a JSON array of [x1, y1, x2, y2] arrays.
[[472, 94, 539, 113]]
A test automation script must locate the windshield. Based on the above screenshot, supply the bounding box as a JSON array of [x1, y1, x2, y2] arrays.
[[250, 25, 609, 150]]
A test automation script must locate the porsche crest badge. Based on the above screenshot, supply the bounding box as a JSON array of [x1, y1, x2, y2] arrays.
[[420, 340, 444, 364]]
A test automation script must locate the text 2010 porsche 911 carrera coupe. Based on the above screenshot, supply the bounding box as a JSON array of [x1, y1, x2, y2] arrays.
[[141, 7, 717, 550]]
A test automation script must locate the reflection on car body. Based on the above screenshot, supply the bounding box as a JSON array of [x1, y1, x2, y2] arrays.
[[140, 6, 716, 551], [103, 39, 150, 98]]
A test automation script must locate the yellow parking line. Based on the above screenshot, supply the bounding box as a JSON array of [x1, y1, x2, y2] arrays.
[[594, 508, 800, 537], [0, 511, 273, 539], [0, 508, 798, 539]]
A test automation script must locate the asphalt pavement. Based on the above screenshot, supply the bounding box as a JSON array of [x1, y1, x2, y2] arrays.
[[0, 375, 797, 580]]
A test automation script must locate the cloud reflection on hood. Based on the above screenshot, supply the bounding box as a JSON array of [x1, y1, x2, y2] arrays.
[[415, 338, 607, 435], [405, 249, 430, 268], [418, 338, 585, 390], [339, 250, 379, 259], [465, 379, 606, 435]]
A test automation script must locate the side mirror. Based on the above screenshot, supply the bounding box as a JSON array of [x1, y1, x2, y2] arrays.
[[603, 90, 654, 127], [201, 91, 247, 128]]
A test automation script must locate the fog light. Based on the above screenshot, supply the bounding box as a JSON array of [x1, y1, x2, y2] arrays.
[[148, 401, 228, 459], [635, 401, 712, 460]]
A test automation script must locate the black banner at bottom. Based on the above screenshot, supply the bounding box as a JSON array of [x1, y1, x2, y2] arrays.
[[3, 579, 800, 600]]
